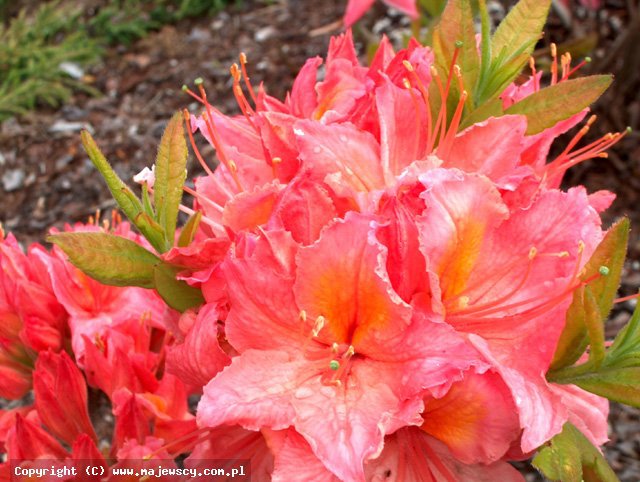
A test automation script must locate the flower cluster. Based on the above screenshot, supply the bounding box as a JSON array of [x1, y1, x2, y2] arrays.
[[169, 31, 620, 480], [0, 16, 631, 482]]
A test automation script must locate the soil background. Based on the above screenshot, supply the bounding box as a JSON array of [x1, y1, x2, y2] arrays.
[[0, 0, 639, 480]]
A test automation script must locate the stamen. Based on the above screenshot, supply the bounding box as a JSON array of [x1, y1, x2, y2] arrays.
[[329, 360, 340, 371], [528, 57, 540, 92], [403, 61, 434, 149], [614, 292, 640, 304], [312, 316, 326, 337], [239, 52, 258, 105], [567, 56, 591, 78], [546, 120, 629, 180], [183, 109, 216, 177]]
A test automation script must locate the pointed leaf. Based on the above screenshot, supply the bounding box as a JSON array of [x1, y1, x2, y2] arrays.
[[153, 112, 188, 250], [491, 0, 551, 66], [81, 131, 143, 222], [570, 367, 640, 408], [532, 422, 618, 482], [583, 286, 605, 368], [153, 264, 204, 312], [580, 218, 629, 320], [609, 301, 640, 364], [48, 232, 160, 288], [459, 99, 504, 130], [505, 75, 612, 135], [550, 286, 590, 371], [81, 131, 167, 253], [177, 211, 202, 248]]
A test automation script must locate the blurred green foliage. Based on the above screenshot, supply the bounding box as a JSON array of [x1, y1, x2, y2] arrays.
[[0, 0, 239, 121], [0, 2, 100, 121]]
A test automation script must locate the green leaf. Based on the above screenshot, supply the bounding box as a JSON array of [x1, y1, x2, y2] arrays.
[[48, 232, 160, 288], [569, 367, 640, 408], [549, 304, 640, 407], [153, 111, 188, 250], [177, 211, 202, 248], [81, 131, 167, 253], [153, 264, 204, 312], [81, 130, 143, 222], [504, 75, 612, 135], [549, 286, 590, 371], [608, 301, 640, 365], [532, 422, 619, 482], [550, 219, 629, 371], [491, 0, 550, 69], [583, 286, 605, 368], [458, 98, 504, 130], [580, 218, 629, 321]]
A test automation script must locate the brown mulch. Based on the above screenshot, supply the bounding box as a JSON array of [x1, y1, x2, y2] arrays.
[[0, 0, 639, 480]]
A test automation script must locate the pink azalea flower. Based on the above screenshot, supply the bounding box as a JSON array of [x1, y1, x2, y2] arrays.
[[197, 214, 483, 480], [0, 231, 67, 399], [176, 30, 624, 478], [33, 350, 97, 447], [343, 0, 419, 27]]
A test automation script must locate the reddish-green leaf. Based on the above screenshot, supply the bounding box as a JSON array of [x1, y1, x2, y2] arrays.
[[81, 131, 167, 253], [532, 422, 618, 482], [505, 75, 612, 134], [81, 131, 143, 223], [153, 264, 204, 312], [48, 232, 160, 288], [153, 112, 188, 251]]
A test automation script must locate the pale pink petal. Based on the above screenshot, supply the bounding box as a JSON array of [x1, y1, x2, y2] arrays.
[[441, 115, 528, 185], [314, 59, 370, 123], [222, 180, 283, 232], [288, 57, 322, 118], [166, 304, 231, 387], [549, 383, 609, 447], [365, 427, 525, 482], [268, 171, 340, 245], [376, 77, 429, 177], [186, 426, 274, 480], [295, 120, 386, 193], [197, 349, 301, 431], [469, 335, 567, 452], [343, 1, 375, 28], [222, 231, 303, 353], [293, 212, 412, 353], [421, 370, 519, 464], [271, 429, 341, 482], [417, 170, 508, 302]]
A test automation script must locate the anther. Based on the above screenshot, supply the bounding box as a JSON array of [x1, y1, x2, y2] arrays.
[[299, 310, 307, 322], [194, 77, 204, 86], [312, 316, 326, 337]]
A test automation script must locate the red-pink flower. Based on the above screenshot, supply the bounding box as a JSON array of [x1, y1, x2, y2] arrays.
[[343, 0, 419, 27], [197, 214, 483, 481], [33, 350, 97, 447]]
